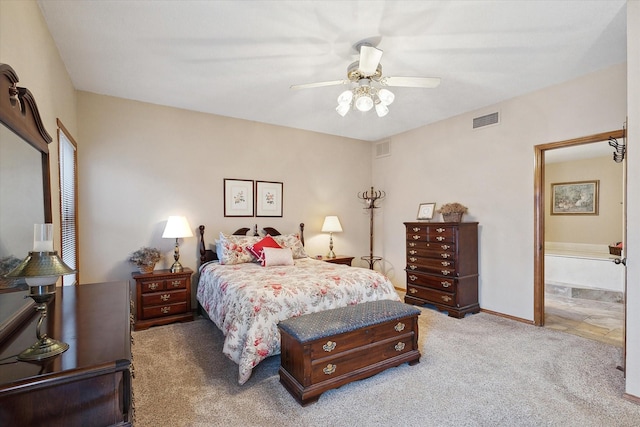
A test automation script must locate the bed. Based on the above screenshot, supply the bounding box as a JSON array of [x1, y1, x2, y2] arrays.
[[196, 224, 401, 384]]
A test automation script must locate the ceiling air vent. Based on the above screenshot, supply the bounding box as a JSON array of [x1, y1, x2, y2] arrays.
[[473, 111, 500, 129], [375, 140, 391, 158]]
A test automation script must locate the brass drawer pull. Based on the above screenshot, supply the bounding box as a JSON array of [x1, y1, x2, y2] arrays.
[[436, 227, 445, 233], [170, 280, 182, 287], [323, 364, 336, 375], [409, 242, 416, 247], [408, 287, 418, 294], [148, 282, 159, 290], [161, 306, 171, 314], [441, 261, 451, 266], [323, 341, 336, 352], [441, 296, 452, 302], [440, 253, 450, 258], [412, 227, 421, 232], [409, 250, 418, 255], [436, 236, 445, 241], [409, 257, 417, 262], [160, 294, 171, 301], [394, 322, 405, 332], [395, 342, 406, 352], [412, 235, 421, 240], [409, 265, 417, 270], [441, 245, 450, 250], [441, 281, 451, 288], [441, 270, 451, 275], [409, 275, 417, 281]]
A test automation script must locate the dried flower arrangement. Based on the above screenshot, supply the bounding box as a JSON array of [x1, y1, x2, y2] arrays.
[[128, 247, 161, 267], [437, 203, 468, 214]]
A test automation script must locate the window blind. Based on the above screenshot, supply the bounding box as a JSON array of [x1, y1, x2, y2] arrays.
[[59, 127, 78, 286]]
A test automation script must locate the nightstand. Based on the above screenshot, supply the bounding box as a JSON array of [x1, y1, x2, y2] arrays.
[[132, 268, 194, 330], [320, 255, 354, 266]]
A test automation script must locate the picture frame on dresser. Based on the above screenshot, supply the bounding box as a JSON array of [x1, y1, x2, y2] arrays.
[[256, 180, 283, 217], [224, 178, 254, 217], [416, 202, 436, 220]]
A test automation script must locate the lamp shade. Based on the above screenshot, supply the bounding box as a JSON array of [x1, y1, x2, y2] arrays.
[[5, 251, 76, 287], [321, 216, 343, 233], [162, 216, 193, 239]]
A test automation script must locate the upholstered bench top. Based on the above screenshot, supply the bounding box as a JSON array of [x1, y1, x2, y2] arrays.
[[278, 300, 421, 343]]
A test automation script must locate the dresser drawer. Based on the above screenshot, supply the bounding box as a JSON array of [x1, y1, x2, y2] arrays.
[[141, 289, 187, 306], [407, 260, 456, 277], [142, 301, 188, 319], [309, 316, 416, 358], [407, 240, 455, 254], [309, 334, 415, 384], [407, 272, 455, 291], [406, 245, 456, 260], [140, 279, 165, 292], [405, 284, 456, 307]]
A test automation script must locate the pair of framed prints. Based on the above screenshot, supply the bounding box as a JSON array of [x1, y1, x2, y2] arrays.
[[223, 179, 283, 217]]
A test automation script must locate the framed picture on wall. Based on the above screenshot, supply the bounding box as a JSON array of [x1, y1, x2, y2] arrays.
[[416, 202, 436, 220], [551, 180, 599, 215], [256, 181, 283, 217], [224, 179, 254, 217]]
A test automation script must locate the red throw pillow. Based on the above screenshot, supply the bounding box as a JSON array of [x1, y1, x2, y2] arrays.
[[247, 235, 282, 266]]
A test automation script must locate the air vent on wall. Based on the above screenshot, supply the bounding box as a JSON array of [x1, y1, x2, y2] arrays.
[[375, 140, 391, 158], [473, 111, 500, 129]]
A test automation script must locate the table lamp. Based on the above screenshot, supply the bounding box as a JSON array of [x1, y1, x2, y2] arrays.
[[321, 215, 343, 258], [162, 216, 193, 273], [4, 224, 76, 361]]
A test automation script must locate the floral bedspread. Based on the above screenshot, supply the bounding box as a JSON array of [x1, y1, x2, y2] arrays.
[[196, 257, 400, 384]]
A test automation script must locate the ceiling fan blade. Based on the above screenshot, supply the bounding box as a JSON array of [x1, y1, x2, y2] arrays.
[[379, 76, 441, 88], [358, 45, 383, 76], [290, 80, 348, 90]]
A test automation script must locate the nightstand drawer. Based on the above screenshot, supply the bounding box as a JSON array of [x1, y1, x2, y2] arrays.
[[141, 289, 187, 306], [140, 279, 165, 292], [142, 301, 188, 319]]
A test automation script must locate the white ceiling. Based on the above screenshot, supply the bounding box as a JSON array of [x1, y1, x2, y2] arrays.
[[37, 1, 627, 142]]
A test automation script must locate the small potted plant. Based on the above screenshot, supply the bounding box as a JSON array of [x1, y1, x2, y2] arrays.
[[437, 202, 468, 222], [128, 247, 162, 273]]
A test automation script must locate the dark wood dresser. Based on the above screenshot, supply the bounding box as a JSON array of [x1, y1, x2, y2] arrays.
[[404, 222, 480, 318], [0, 281, 132, 426]]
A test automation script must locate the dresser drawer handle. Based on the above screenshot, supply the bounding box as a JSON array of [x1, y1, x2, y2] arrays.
[[323, 341, 336, 352], [441, 245, 450, 250], [412, 227, 421, 232], [441, 270, 451, 275], [412, 235, 421, 240], [408, 287, 418, 294], [409, 265, 417, 270], [160, 294, 171, 301], [409, 257, 417, 262], [409, 250, 418, 255], [440, 253, 450, 258], [394, 322, 405, 332], [409, 275, 417, 281], [436, 236, 445, 241], [323, 364, 337, 375], [148, 282, 159, 290], [161, 306, 171, 314], [409, 242, 417, 247], [395, 342, 406, 352], [441, 261, 451, 267], [170, 280, 182, 287], [441, 281, 452, 288], [441, 295, 452, 302], [436, 227, 445, 233]]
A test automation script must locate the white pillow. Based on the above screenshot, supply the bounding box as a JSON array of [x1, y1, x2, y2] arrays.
[[262, 247, 294, 267]]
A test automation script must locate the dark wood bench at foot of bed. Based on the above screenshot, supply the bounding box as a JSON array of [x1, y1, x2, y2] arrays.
[[278, 300, 421, 406]]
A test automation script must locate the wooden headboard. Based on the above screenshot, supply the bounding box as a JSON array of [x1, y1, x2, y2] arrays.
[[199, 223, 305, 265]]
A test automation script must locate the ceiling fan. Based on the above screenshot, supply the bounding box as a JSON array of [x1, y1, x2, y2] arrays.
[[291, 43, 441, 117]]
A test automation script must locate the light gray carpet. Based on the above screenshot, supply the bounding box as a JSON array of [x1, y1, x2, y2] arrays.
[[131, 309, 640, 426]]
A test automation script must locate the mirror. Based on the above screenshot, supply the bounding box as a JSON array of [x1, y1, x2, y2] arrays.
[[0, 63, 52, 343]]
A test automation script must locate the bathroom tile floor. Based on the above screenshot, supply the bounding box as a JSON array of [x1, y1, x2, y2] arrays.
[[544, 292, 624, 347]]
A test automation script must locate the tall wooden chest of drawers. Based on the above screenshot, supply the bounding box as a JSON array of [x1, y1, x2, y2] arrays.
[[404, 222, 479, 318], [132, 268, 194, 330]]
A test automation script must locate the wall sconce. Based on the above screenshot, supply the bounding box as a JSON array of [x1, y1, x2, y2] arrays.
[[4, 224, 75, 361], [162, 216, 193, 273], [321, 216, 343, 258]]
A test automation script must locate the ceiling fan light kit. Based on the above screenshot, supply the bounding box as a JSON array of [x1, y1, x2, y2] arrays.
[[293, 42, 440, 118]]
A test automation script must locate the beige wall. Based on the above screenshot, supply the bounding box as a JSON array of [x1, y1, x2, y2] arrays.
[[545, 156, 623, 245], [76, 92, 373, 283]]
